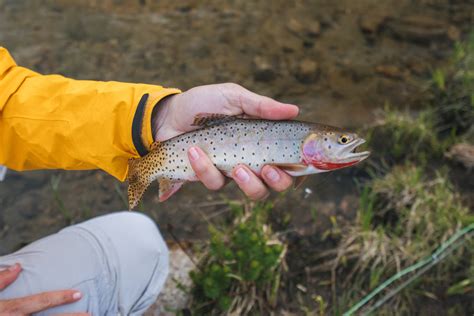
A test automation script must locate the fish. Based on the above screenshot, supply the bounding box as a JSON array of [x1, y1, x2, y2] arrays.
[[127, 113, 370, 209]]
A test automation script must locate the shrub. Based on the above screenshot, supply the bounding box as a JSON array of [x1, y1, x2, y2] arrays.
[[189, 202, 286, 315]]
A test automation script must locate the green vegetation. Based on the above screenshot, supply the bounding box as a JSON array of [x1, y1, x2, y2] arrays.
[[431, 34, 474, 138], [331, 37, 474, 315], [367, 108, 443, 166], [50, 174, 73, 224], [185, 36, 474, 315], [189, 202, 286, 315], [315, 36, 474, 314], [319, 165, 472, 313]]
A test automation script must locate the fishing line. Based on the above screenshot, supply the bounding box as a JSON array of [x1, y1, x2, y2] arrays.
[[343, 223, 474, 316]]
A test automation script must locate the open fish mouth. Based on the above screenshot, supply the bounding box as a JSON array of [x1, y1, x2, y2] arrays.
[[342, 138, 370, 162]]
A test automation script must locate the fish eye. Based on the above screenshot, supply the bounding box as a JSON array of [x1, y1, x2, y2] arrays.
[[338, 135, 351, 144]]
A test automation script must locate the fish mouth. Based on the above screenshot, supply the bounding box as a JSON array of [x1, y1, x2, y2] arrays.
[[340, 138, 370, 162]]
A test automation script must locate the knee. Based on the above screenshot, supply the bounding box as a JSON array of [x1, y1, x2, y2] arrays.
[[74, 211, 169, 267], [107, 212, 169, 259]]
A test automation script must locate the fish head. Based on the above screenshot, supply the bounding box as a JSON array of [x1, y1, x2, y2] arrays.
[[301, 129, 370, 171]]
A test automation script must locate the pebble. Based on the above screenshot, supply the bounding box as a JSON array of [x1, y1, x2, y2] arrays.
[[253, 56, 276, 82], [385, 15, 461, 44], [295, 59, 319, 84], [359, 14, 387, 35], [446, 143, 474, 170], [287, 18, 321, 38], [375, 65, 405, 79]]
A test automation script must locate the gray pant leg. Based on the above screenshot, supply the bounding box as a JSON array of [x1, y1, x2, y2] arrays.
[[0, 212, 169, 315]]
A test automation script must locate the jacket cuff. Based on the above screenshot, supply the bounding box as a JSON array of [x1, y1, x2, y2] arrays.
[[132, 89, 181, 156]]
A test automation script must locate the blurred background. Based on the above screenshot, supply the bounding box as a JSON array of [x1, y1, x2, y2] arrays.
[[0, 0, 473, 315]]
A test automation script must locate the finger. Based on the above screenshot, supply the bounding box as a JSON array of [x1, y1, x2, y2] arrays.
[[261, 166, 294, 192], [188, 146, 226, 191], [0, 263, 22, 290], [234, 87, 299, 120], [2, 290, 82, 314], [232, 165, 269, 200]]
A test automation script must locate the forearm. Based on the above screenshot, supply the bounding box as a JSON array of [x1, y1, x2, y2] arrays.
[[0, 48, 180, 180]]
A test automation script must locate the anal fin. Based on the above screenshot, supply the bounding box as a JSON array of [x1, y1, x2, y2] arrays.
[[159, 178, 185, 202]]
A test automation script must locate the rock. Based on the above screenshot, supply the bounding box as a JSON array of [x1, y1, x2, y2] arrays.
[[306, 20, 321, 37], [253, 56, 276, 82], [384, 15, 461, 44], [359, 14, 387, 35], [375, 65, 405, 79], [445, 143, 474, 170], [145, 244, 195, 315], [447, 25, 461, 41], [295, 59, 319, 84], [287, 18, 321, 38], [287, 18, 304, 35]]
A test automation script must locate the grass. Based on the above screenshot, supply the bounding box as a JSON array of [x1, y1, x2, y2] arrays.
[[366, 107, 444, 168], [320, 165, 471, 313], [430, 34, 474, 138], [50, 174, 73, 224], [188, 201, 286, 315]]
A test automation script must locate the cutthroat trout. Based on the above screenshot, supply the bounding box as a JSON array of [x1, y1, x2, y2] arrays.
[[127, 114, 370, 209]]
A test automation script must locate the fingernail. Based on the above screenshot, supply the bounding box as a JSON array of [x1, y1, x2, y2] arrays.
[[73, 292, 82, 300], [264, 167, 280, 182], [8, 263, 20, 272], [188, 147, 200, 161], [235, 167, 250, 183]]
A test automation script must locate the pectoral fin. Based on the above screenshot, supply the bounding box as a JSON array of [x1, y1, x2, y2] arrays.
[[272, 163, 309, 177], [159, 179, 185, 202]]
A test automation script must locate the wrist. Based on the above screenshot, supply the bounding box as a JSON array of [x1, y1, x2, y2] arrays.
[[152, 93, 177, 141]]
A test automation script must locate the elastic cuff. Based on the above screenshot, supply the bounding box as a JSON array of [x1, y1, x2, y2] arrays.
[[131, 89, 181, 157]]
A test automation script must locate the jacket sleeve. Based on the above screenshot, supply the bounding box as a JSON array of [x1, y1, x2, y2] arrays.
[[0, 47, 180, 181]]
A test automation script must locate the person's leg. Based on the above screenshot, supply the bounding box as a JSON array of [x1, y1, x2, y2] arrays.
[[0, 212, 169, 315]]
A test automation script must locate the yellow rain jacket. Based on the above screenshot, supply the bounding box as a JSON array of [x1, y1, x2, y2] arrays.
[[0, 47, 180, 181]]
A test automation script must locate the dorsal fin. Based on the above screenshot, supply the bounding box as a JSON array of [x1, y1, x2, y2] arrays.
[[192, 113, 241, 127]]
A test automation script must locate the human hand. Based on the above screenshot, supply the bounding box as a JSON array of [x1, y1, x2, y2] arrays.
[[152, 83, 299, 200], [0, 263, 88, 315]]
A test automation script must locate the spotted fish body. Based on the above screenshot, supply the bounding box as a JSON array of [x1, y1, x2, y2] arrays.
[[127, 115, 370, 209]]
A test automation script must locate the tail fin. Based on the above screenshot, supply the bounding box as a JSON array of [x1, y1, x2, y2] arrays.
[[127, 158, 152, 210]]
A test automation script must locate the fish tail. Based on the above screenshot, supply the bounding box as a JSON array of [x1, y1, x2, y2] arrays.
[[127, 157, 152, 210]]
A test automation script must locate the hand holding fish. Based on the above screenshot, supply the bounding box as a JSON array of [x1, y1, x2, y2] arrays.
[[151, 83, 299, 200], [127, 83, 369, 209]]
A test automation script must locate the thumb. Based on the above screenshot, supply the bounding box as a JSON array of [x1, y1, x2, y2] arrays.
[[233, 86, 299, 120], [0, 263, 22, 291]]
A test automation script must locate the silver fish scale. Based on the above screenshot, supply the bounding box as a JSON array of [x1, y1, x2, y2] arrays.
[[149, 119, 313, 181]]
